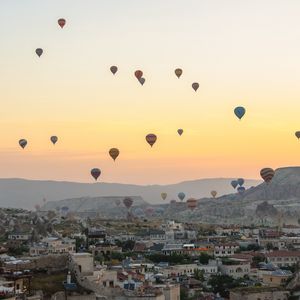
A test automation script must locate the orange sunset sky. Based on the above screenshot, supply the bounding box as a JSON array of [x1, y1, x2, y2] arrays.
[[0, 0, 300, 184]]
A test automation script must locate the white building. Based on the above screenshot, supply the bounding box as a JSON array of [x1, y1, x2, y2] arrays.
[[214, 243, 239, 257]]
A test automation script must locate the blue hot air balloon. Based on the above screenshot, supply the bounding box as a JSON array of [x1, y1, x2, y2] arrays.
[[231, 180, 238, 189], [237, 178, 245, 186], [237, 186, 246, 195], [178, 192, 186, 201], [234, 106, 246, 120]]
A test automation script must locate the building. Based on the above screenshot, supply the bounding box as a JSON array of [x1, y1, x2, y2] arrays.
[[197, 260, 218, 276], [70, 253, 94, 275], [214, 243, 239, 257], [219, 260, 251, 279], [230, 287, 290, 300], [8, 232, 31, 241], [262, 269, 292, 287], [266, 250, 300, 267]]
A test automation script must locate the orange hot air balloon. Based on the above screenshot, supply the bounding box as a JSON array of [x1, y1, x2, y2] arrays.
[[109, 148, 120, 161], [19, 139, 27, 149], [91, 168, 101, 181], [135, 70, 143, 79], [161, 193, 167, 200], [192, 82, 199, 91], [177, 129, 183, 136], [58, 18, 66, 28], [187, 198, 197, 211], [260, 168, 275, 183], [211, 190, 217, 198], [175, 68, 183, 78], [146, 134, 157, 147], [138, 77, 145, 85], [110, 66, 118, 75]]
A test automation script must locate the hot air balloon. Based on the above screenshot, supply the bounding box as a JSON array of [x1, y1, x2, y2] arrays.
[[34, 204, 40, 211], [178, 192, 186, 201], [115, 199, 121, 207], [161, 193, 167, 201], [35, 48, 43, 57], [50, 136, 58, 145], [237, 186, 246, 194], [91, 168, 101, 181], [260, 168, 275, 183], [135, 70, 143, 80], [145, 207, 154, 216], [187, 198, 197, 211], [211, 190, 217, 198], [234, 106, 246, 120], [237, 178, 244, 186], [19, 139, 27, 149], [110, 66, 118, 75], [175, 68, 183, 78], [61, 206, 69, 215], [134, 207, 144, 217], [295, 131, 300, 139], [177, 129, 183, 136], [109, 148, 120, 161], [58, 18, 66, 28], [139, 77, 145, 85], [146, 134, 157, 147], [231, 180, 238, 189], [123, 197, 133, 209], [192, 82, 199, 91]]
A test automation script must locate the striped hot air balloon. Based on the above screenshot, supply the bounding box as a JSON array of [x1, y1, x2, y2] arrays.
[[260, 168, 275, 183]]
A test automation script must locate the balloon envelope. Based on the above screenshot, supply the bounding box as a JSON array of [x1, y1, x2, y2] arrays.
[[139, 77, 145, 85], [91, 168, 101, 181], [237, 178, 245, 186], [50, 136, 58, 145], [234, 106, 246, 120], [109, 148, 120, 161], [175, 68, 183, 78], [146, 134, 157, 147], [178, 192, 185, 201], [110, 66, 118, 75], [192, 82, 199, 91], [237, 186, 246, 194], [260, 168, 275, 183], [295, 131, 300, 139], [135, 70, 143, 79], [123, 197, 133, 209], [58, 18, 66, 28], [177, 129, 183, 136], [231, 180, 238, 189], [35, 48, 43, 57], [19, 139, 27, 149], [161, 193, 167, 200], [115, 199, 121, 206], [211, 190, 217, 198]]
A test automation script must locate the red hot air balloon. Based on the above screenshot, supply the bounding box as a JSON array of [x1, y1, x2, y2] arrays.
[[123, 197, 133, 209], [50, 136, 58, 145], [175, 68, 183, 78], [192, 82, 199, 91], [109, 148, 120, 161], [177, 129, 183, 136], [110, 66, 118, 75], [91, 168, 101, 181], [19, 139, 27, 149], [187, 198, 197, 211], [135, 70, 143, 80], [58, 18, 66, 28], [146, 134, 157, 147], [260, 168, 275, 183]]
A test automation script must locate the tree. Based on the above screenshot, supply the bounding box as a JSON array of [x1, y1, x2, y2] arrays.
[[198, 253, 213, 264], [193, 269, 204, 281]]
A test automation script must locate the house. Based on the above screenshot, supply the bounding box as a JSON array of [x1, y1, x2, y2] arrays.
[[266, 250, 300, 267], [8, 232, 31, 241], [214, 243, 239, 257], [262, 269, 292, 287], [219, 259, 251, 279], [197, 260, 218, 276]]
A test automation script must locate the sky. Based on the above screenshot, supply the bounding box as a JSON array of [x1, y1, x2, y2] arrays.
[[0, 0, 300, 184]]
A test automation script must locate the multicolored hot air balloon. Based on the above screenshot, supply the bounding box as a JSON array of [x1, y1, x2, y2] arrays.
[[187, 198, 197, 211], [177, 129, 183, 136], [91, 168, 101, 181], [58, 18, 66, 28], [295, 131, 300, 140], [237, 178, 245, 186], [237, 186, 246, 194], [192, 82, 199, 91], [50, 136, 58, 145], [123, 197, 133, 209], [260, 168, 275, 183], [19, 139, 27, 149], [138, 77, 145, 85], [231, 180, 238, 189], [175, 68, 183, 78], [135, 70, 143, 80], [109, 148, 120, 161], [234, 106, 246, 120], [35, 48, 43, 57], [110, 66, 118, 75], [161, 193, 167, 201], [146, 134, 157, 147], [211, 190, 217, 198], [178, 192, 185, 201]]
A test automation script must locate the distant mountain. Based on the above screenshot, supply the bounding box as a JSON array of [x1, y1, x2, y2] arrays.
[[0, 177, 260, 209]]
